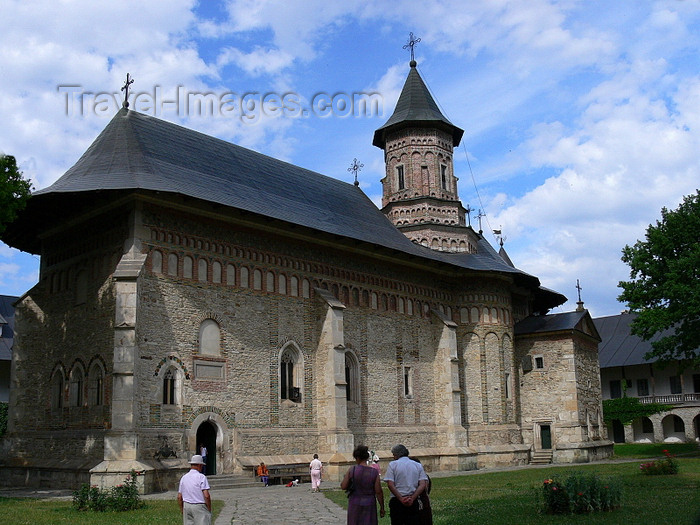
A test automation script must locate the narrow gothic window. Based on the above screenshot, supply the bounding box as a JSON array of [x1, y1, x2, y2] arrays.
[[51, 371, 64, 409], [226, 264, 236, 285], [396, 165, 405, 190], [403, 366, 414, 398], [163, 369, 176, 405], [290, 276, 299, 296], [212, 261, 222, 283], [88, 363, 104, 406], [345, 352, 359, 403], [254, 269, 262, 290], [280, 345, 302, 403], [240, 266, 250, 288], [69, 367, 84, 407], [440, 164, 447, 189]]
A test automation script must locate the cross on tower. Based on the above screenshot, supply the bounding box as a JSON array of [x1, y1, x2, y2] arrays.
[[121, 73, 134, 108], [465, 204, 473, 227], [347, 158, 364, 187], [576, 279, 583, 302], [403, 32, 421, 64], [477, 209, 486, 234]]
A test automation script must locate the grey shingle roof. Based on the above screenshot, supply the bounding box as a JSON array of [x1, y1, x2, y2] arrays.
[[594, 313, 674, 368], [4, 108, 565, 309], [514, 310, 592, 336], [373, 64, 464, 148], [0, 295, 18, 361]]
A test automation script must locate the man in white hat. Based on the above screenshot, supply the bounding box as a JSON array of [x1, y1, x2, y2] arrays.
[[178, 454, 212, 525]]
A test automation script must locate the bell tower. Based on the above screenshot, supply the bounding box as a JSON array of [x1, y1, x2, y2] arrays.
[[373, 58, 479, 253]]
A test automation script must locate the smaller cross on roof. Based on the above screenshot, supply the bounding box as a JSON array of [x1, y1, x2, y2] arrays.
[[121, 73, 134, 108], [347, 158, 364, 187]]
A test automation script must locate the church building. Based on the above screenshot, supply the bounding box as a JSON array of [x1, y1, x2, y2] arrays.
[[0, 58, 612, 492]]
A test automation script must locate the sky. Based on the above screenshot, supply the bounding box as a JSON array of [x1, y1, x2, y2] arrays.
[[1, 0, 699, 318]]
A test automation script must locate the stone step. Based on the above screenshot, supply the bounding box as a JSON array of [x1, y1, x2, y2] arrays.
[[530, 450, 553, 465], [207, 474, 261, 490]]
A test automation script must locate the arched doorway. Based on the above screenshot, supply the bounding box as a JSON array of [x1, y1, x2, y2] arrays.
[[196, 420, 218, 475], [611, 419, 625, 443]]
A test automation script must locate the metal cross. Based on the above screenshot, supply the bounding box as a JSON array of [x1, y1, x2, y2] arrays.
[[477, 209, 486, 234], [347, 158, 364, 187], [403, 32, 421, 63], [576, 279, 583, 302], [465, 204, 473, 227], [121, 73, 134, 108]]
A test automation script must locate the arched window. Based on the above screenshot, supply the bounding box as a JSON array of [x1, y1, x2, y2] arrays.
[[168, 253, 178, 276], [290, 276, 299, 296], [88, 362, 104, 406], [266, 271, 275, 292], [199, 319, 221, 356], [240, 266, 250, 288], [51, 370, 64, 409], [182, 256, 193, 278], [198, 259, 208, 282], [69, 365, 84, 407], [302, 279, 310, 298], [163, 369, 176, 405], [345, 352, 360, 403], [152, 250, 163, 274], [254, 269, 263, 290], [226, 264, 236, 286], [212, 261, 222, 283], [280, 343, 302, 403], [278, 274, 287, 295]]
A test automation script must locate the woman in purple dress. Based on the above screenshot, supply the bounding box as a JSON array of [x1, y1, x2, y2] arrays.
[[340, 445, 385, 525]]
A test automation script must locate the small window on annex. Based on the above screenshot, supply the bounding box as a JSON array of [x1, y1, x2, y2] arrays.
[[199, 319, 221, 356], [280, 343, 302, 403], [534, 356, 544, 369]]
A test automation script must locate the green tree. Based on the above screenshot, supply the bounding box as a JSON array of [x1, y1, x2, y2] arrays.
[[618, 190, 700, 365], [0, 154, 33, 235]]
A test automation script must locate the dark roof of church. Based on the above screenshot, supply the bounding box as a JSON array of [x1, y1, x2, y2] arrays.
[[4, 108, 565, 309], [373, 63, 464, 148], [594, 313, 674, 368], [0, 295, 18, 361], [514, 310, 592, 336]]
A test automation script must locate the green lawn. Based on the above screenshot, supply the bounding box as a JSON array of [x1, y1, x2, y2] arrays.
[[612, 442, 699, 458], [0, 498, 224, 525], [2, 453, 699, 524], [325, 457, 700, 525]]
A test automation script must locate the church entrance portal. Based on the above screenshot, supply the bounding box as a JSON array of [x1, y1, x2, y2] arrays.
[[196, 421, 217, 475]]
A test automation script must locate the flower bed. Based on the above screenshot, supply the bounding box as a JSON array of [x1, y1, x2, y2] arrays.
[[639, 449, 679, 475], [541, 471, 621, 514]]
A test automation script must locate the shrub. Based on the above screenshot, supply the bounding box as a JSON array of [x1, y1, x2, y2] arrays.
[[639, 449, 679, 475], [541, 471, 621, 514], [72, 470, 143, 512]]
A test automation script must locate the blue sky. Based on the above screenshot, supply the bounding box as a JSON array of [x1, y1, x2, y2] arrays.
[[1, 0, 699, 317]]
